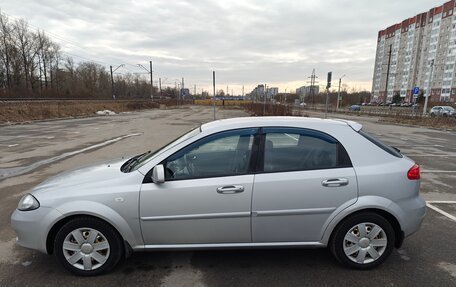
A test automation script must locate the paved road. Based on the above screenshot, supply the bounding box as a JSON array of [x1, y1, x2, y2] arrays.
[[0, 106, 455, 286]]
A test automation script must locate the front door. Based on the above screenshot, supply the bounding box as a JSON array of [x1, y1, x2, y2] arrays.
[[140, 128, 257, 244]]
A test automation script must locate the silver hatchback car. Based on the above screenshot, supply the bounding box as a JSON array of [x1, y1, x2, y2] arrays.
[[11, 117, 426, 276]]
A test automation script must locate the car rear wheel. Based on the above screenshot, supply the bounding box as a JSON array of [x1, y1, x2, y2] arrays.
[[54, 217, 124, 276], [330, 212, 395, 269]]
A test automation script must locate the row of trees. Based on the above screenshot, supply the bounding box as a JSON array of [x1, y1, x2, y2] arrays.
[[0, 13, 155, 99], [0, 12, 375, 102]]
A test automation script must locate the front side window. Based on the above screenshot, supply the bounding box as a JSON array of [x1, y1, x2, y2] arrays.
[[262, 128, 351, 173], [164, 128, 257, 180]]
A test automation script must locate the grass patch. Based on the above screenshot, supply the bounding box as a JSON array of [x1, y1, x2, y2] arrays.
[[0, 100, 160, 123], [380, 115, 456, 130]]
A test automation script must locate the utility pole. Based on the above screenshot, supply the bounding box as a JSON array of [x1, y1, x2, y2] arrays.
[[110, 64, 124, 99], [308, 69, 318, 107], [175, 81, 178, 106], [150, 61, 153, 100], [181, 77, 184, 103], [384, 44, 392, 104], [194, 84, 196, 97], [159, 77, 162, 97], [423, 59, 434, 116], [110, 66, 113, 99], [226, 85, 229, 96], [337, 74, 346, 110], [137, 62, 153, 99], [242, 85, 244, 97], [213, 71, 216, 120]]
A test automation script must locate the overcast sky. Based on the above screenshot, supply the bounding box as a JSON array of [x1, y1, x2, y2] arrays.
[[0, 0, 444, 94]]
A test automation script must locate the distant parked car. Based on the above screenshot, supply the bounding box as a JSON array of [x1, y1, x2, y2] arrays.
[[349, 105, 361, 111], [430, 106, 455, 117]]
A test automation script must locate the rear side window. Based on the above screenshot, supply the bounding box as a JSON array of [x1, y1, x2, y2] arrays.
[[358, 130, 402, 158], [262, 128, 352, 173]]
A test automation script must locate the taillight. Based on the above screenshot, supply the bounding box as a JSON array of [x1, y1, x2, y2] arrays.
[[407, 164, 420, 180]]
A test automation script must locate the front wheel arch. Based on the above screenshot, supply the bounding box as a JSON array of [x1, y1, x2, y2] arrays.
[[46, 214, 127, 255]]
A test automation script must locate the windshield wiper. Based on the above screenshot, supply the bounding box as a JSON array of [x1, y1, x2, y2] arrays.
[[122, 151, 151, 172], [121, 153, 144, 172]]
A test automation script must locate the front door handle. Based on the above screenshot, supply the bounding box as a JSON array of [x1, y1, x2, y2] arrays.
[[321, 178, 349, 187], [216, 185, 244, 194]]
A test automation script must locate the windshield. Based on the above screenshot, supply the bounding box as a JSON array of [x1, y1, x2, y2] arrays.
[[122, 126, 201, 172]]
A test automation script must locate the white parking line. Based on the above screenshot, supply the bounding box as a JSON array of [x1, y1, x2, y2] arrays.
[[421, 170, 456, 173], [407, 154, 456, 157], [427, 201, 456, 204], [426, 202, 456, 223], [396, 144, 444, 147]]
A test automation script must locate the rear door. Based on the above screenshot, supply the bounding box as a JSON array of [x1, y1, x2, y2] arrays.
[[251, 127, 358, 242]]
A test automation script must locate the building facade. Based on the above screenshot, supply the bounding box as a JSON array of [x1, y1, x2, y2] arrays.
[[266, 87, 278, 97], [296, 85, 319, 97], [372, 1, 456, 103]]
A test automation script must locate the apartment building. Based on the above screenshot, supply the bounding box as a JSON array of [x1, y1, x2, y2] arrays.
[[372, 1, 456, 103], [296, 85, 319, 97]]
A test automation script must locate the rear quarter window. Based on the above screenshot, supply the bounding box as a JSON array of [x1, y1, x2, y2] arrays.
[[358, 130, 402, 158]]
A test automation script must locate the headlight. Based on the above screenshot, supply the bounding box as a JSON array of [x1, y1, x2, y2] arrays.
[[17, 194, 40, 211]]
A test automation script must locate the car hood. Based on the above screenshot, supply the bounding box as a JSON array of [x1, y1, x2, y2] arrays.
[[31, 158, 128, 195]]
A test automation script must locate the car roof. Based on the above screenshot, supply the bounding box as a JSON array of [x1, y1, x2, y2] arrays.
[[201, 116, 362, 133]]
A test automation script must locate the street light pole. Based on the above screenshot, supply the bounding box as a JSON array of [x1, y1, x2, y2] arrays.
[[337, 74, 346, 110], [213, 71, 216, 120], [263, 84, 267, 116], [423, 59, 434, 116]]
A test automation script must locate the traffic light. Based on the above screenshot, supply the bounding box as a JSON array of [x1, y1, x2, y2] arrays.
[[327, 72, 332, 89]]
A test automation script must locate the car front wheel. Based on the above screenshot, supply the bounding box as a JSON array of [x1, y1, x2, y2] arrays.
[[53, 216, 124, 276], [330, 212, 395, 269]]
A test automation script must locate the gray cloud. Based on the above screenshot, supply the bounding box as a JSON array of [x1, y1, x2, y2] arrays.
[[0, 0, 441, 93]]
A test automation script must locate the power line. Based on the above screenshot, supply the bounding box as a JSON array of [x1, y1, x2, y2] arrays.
[[0, 10, 126, 67]]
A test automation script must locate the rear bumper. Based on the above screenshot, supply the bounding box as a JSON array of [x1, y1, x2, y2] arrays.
[[399, 196, 426, 238]]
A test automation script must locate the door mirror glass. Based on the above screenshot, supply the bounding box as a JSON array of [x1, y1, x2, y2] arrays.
[[152, 164, 165, 184]]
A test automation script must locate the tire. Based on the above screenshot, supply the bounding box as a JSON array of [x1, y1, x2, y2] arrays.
[[330, 212, 395, 270], [53, 216, 124, 276], [430, 113, 435, 117]]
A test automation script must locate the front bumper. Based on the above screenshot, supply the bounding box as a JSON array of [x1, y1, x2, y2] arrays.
[[11, 207, 62, 254]]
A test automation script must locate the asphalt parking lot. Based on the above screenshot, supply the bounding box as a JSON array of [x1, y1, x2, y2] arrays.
[[0, 106, 455, 286]]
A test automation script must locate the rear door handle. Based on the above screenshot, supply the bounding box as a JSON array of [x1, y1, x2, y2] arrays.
[[321, 178, 349, 187], [217, 185, 244, 194]]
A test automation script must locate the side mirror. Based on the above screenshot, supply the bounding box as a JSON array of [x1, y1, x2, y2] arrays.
[[152, 164, 165, 184]]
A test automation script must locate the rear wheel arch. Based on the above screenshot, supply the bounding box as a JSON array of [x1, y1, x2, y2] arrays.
[[329, 208, 403, 249]]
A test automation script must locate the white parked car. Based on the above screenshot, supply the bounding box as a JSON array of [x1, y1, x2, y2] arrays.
[[430, 106, 455, 117], [11, 117, 426, 275]]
